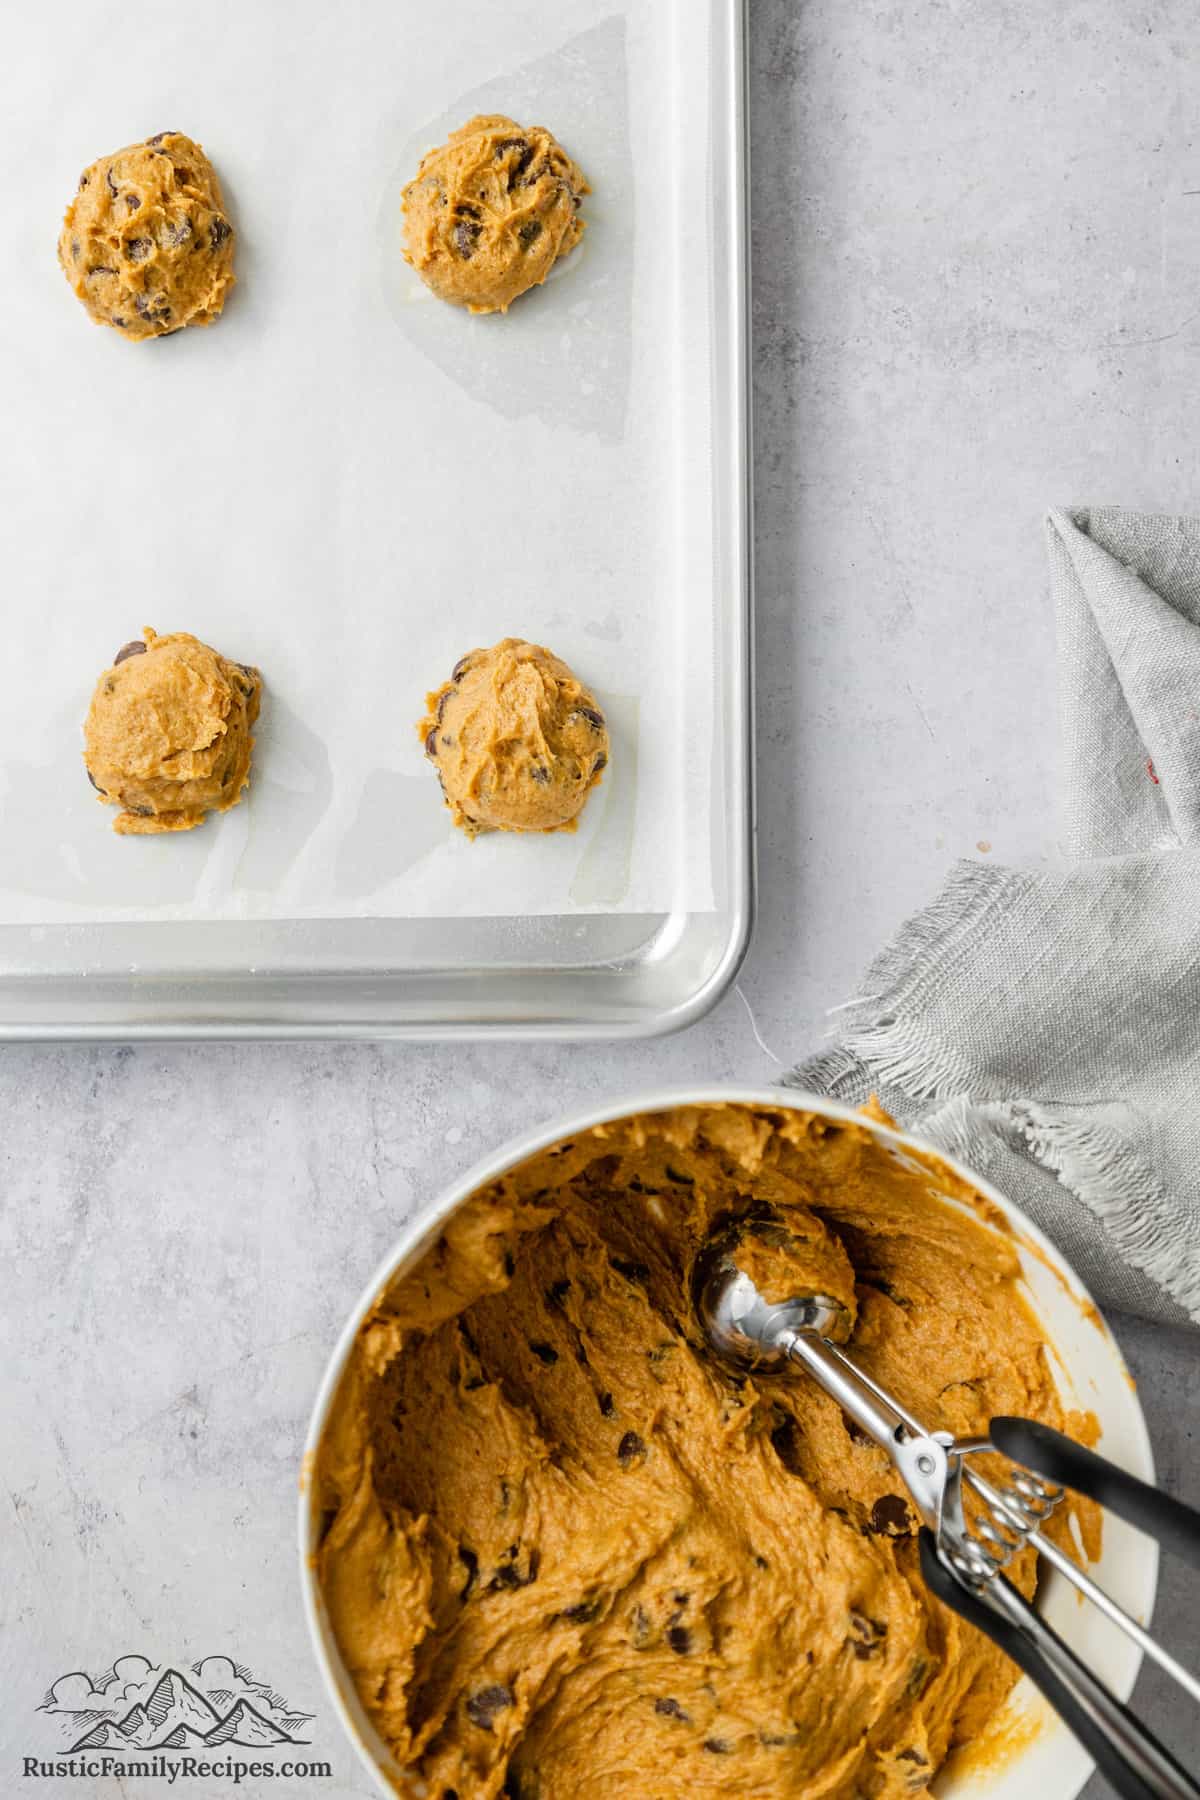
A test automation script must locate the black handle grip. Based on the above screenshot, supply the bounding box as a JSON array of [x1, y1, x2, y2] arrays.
[[918, 1531, 1166, 1800], [991, 1416, 1200, 1572]]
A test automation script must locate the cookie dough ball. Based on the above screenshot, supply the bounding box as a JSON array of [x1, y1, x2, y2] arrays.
[[402, 114, 588, 314], [419, 639, 608, 835], [84, 629, 261, 834], [59, 131, 235, 340]]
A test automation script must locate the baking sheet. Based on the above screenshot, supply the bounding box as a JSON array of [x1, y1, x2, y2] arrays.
[[0, 0, 718, 923]]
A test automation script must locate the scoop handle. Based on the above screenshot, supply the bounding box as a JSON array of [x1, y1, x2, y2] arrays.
[[991, 1416, 1200, 1570], [918, 1531, 1199, 1800]]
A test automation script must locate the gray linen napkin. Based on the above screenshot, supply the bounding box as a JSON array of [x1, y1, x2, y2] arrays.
[[791, 507, 1200, 1328]]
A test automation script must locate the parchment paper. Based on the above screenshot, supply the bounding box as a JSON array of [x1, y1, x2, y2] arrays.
[[0, 0, 718, 923]]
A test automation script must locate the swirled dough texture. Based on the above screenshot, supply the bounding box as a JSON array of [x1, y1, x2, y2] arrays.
[[402, 115, 588, 314], [58, 131, 235, 340], [84, 629, 261, 834], [419, 639, 608, 835], [315, 1104, 1100, 1800]]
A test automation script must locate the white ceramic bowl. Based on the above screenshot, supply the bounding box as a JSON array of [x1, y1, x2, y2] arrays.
[[300, 1086, 1158, 1800]]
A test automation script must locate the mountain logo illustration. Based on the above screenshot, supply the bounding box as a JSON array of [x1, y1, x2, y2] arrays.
[[39, 1653, 313, 1757], [204, 1699, 292, 1746]]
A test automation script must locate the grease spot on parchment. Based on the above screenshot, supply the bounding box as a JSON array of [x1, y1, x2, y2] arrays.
[[335, 770, 447, 898], [377, 14, 632, 444]]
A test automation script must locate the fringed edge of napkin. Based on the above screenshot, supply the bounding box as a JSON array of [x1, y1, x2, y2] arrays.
[[788, 860, 1021, 1102], [787, 859, 1200, 1325], [1010, 1100, 1200, 1321]]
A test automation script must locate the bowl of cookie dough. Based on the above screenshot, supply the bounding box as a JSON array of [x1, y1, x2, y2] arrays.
[[300, 1087, 1157, 1800]]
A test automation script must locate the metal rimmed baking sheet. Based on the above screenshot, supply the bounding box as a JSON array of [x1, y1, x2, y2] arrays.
[[0, 0, 752, 1037]]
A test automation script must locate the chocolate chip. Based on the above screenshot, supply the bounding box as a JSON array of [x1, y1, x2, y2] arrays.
[[557, 1596, 602, 1624], [666, 1625, 691, 1655], [126, 193, 142, 212], [161, 216, 193, 248], [129, 804, 154, 818], [572, 705, 606, 731], [147, 132, 176, 146], [210, 216, 232, 249], [903, 1655, 932, 1699], [617, 1431, 646, 1468], [592, 752, 607, 774], [454, 218, 482, 258], [112, 317, 127, 327], [703, 1739, 733, 1755], [451, 654, 474, 682], [465, 1683, 513, 1731], [496, 138, 534, 186], [545, 1279, 571, 1308], [71, 238, 81, 260], [869, 1493, 912, 1536], [898, 1749, 929, 1767], [174, 167, 194, 186], [848, 1612, 888, 1660], [114, 640, 147, 665], [424, 727, 439, 757], [489, 1550, 540, 1591], [754, 1554, 770, 1570], [125, 237, 152, 262], [597, 1391, 615, 1418], [457, 1545, 478, 1601], [664, 1166, 694, 1185], [106, 169, 119, 198], [78, 172, 89, 189], [611, 1258, 649, 1284], [530, 764, 551, 785], [517, 219, 543, 248], [134, 294, 171, 323], [454, 202, 481, 219], [86, 769, 106, 794], [655, 1697, 689, 1721], [529, 1341, 558, 1364]]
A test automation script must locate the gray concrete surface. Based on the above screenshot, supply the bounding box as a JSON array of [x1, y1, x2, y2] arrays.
[[3, 3, 1199, 1796]]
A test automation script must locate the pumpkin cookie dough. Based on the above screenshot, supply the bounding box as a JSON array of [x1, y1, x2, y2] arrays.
[[315, 1103, 1100, 1800], [419, 638, 608, 836], [84, 629, 261, 834], [402, 114, 588, 314], [59, 131, 235, 340]]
